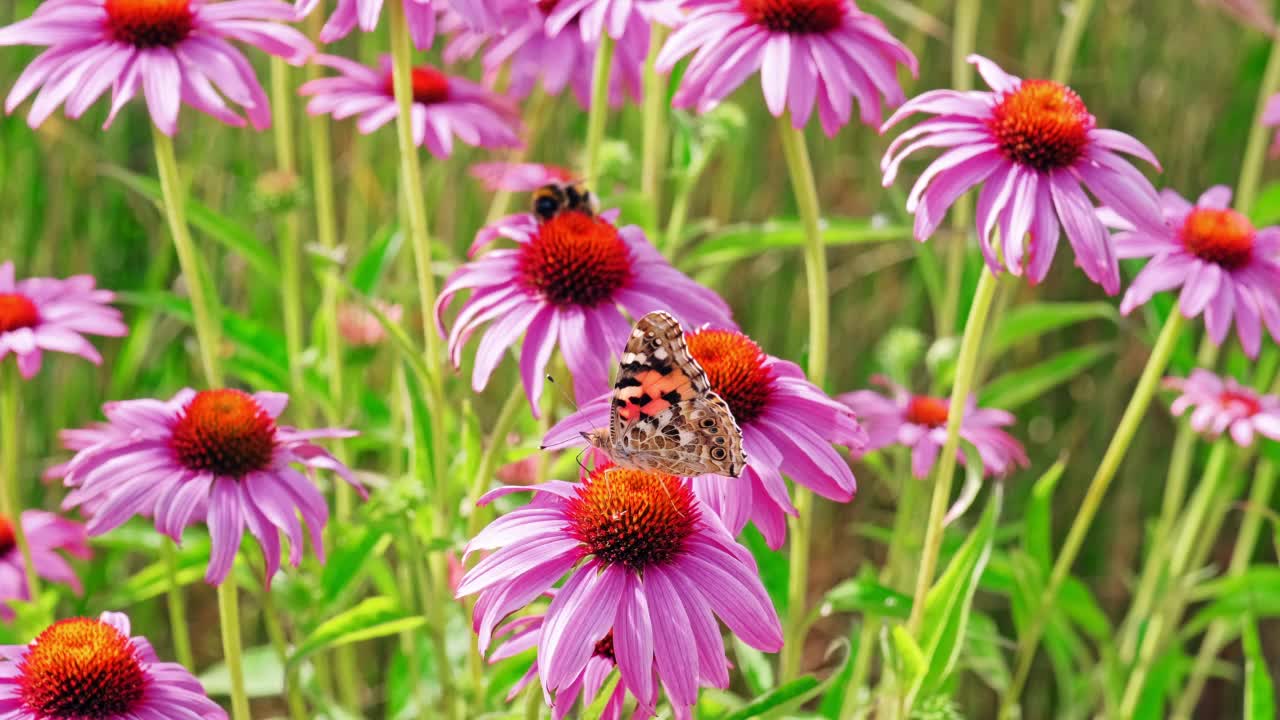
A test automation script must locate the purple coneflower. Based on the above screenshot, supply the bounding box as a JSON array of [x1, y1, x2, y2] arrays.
[[300, 54, 521, 157], [53, 389, 363, 585], [0, 262, 125, 379], [436, 209, 734, 411], [0, 611, 225, 719], [471, 162, 577, 192], [294, 0, 499, 49], [456, 465, 782, 716], [0, 512, 90, 620], [1107, 186, 1280, 357], [657, 0, 916, 135], [544, 327, 865, 548], [881, 55, 1164, 293], [1165, 369, 1280, 446], [0, 0, 314, 136], [839, 377, 1028, 479]]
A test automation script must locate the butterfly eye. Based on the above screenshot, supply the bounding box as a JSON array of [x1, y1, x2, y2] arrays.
[[711, 447, 727, 460], [700, 418, 716, 428]]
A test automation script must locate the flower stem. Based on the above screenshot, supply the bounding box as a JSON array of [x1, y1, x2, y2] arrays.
[[270, 57, 307, 415], [259, 574, 308, 720], [217, 580, 252, 720], [1000, 309, 1186, 719], [162, 541, 194, 669], [0, 363, 36, 600], [905, 266, 999, 636], [484, 88, 551, 225], [584, 33, 615, 185], [1050, 0, 1096, 84], [938, 0, 979, 339], [776, 117, 829, 682], [641, 23, 670, 229], [1236, 26, 1280, 215]]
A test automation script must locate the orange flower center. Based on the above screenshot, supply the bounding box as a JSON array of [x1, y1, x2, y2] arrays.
[[0, 293, 39, 334], [685, 329, 773, 424], [518, 212, 633, 307], [905, 395, 949, 428], [1180, 207, 1255, 270], [565, 466, 699, 571], [383, 66, 451, 105], [103, 0, 194, 49], [170, 389, 277, 478], [0, 515, 15, 557], [18, 618, 147, 718], [739, 0, 844, 33], [987, 80, 1094, 171], [1220, 390, 1262, 417]]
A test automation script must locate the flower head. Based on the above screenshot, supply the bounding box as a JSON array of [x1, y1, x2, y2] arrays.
[[839, 377, 1028, 479], [456, 465, 782, 716], [0, 0, 314, 136], [1165, 369, 1280, 446], [300, 54, 521, 157], [294, 0, 501, 49], [53, 389, 364, 585], [657, 0, 917, 135], [437, 209, 735, 413], [0, 262, 126, 379], [0, 611, 225, 719], [471, 162, 578, 192], [1108, 186, 1280, 357], [544, 326, 865, 548], [0, 512, 90, 620], [881, 55, 1164, 293]]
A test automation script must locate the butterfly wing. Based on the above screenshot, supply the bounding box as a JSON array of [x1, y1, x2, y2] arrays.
[[607, 311, 745, 477]]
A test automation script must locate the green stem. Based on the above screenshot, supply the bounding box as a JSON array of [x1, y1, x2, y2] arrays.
[[162, 541, 194, 669], [937, 0, 979, 339], [217, 580, 252, 720], [1236, 28, 1280, 216], [0, 363, 36, 600], [640, 23, 670, 230], [484, 89, 551, 225], [523, 678, 544, 720], [584, 33, 615, 184], [906, 267, 999, 636], [1000, 310, 1186, 719], [1050, 0, 1096, 84], [270, 56, 306, 413], [776, 117, 829, 682], [259, 578, 309, 720]]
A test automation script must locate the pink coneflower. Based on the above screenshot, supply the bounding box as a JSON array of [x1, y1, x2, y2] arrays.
[[471, 162, 577, 192], [294, 0, 499, 49], [1108, 186, 1280, 357], [545, 327, 865, 548], [839, 377, 1028, 479], [0, 0, 314, 136], [0, 512, 90, 620], [539, 0, 678, 42], [1165, 369, 1280, 446], [337, 300, 403, 347], [442, 1, 657, 108], [54, 389, 363, 585], [0, 262, 126, 379], [0, 611, 225, 719], [881, 55, 1164, 294], [300, 54, 521, 157], [656, 0, 916, 135], [436, 209, 734, 412], [456, 465, 782, 716]]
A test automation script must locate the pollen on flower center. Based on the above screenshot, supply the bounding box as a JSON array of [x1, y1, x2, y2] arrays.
[[0, 293, 39, 334], [906, 395, 949, 428], [0, 515, 15, 558], [103, 0, 195, 49], [1220, 390, 1262, 417], [1180, 208, 1255, 270], [686, 329, 773, 424], [739, 0, 844, 34], [518, 212, 633, 307], [383, 66, 451, 105], [17, 618, 147, 718], [565, 467, 699, 571], [169, 389, 278, 478], [987, 80, 1095, 171]]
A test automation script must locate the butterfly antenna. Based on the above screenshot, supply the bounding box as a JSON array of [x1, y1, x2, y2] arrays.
[[538, 375, 604, 452]]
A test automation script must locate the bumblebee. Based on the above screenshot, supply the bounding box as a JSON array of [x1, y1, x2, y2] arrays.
[[531, 181, 598, 222]]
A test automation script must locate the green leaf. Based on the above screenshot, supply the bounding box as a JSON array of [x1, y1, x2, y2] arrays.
[[289, 597, 425, 667], [1243, 618, 1276, 720], [988, 302, 1119, 356], [685, 218, 910, 267], [732, 636, 775, 696], [100, 165, 277, 278], [1250, 181, 1280, 227], [321, 525, 392, 605], [891, 625, 927, 689], [199, 645, 285, 698], [721, 675, 821, 720], [980, 344, 1113, 411], [822, 573, 913, 620], [350, 225, 404, 295], [581, 671, 621, 719], [1059, 577, 1112, 642], [1187, 568, 1280, 634], [1023, 459, 1066, 570]]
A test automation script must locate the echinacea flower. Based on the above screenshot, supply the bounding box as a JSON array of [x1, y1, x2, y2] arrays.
[[471, 162, 577, 192], [1165, 369, 1280, 446], [538, 0, 678, 43], [300, 54, 521, 157], [657, 0, 917, 135], [53, 389, 364, 585], [839, 377, 1028, 479], [0, 262, 126, 379], [881, 55, 1164, 294], [0, 512, 90, 620], [456, 466, 782, 716], [436, 209, 734, 412], [0, 611, 225, 719], [544, 327, 866, 548], [0, 0, 314, 136], [337, 300, 403, 347], [294, 0, 500, 49], [1108, 186, 1280, 357]]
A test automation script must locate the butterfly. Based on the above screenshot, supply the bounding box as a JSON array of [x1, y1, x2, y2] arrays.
[[581, 311, 746, 478]]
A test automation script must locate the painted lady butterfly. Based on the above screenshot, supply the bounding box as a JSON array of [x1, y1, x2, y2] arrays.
[[582, 311, 746, 477]]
